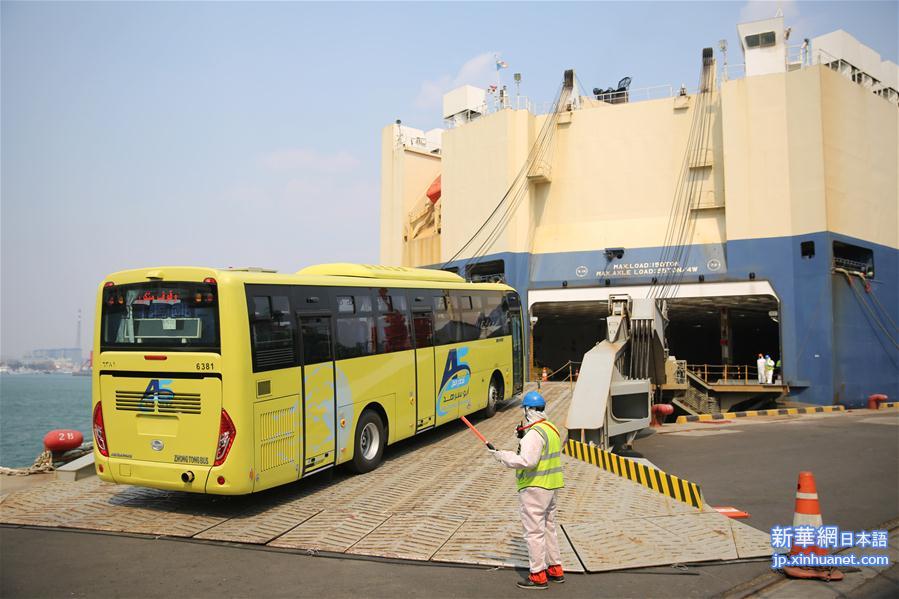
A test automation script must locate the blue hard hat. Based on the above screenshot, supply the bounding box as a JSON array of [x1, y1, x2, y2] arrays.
[[522, 391, 546, 408], [765, 354, 771, 359]]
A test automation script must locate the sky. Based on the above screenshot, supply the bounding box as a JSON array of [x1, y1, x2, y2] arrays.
[[2, 1, 896, 358]]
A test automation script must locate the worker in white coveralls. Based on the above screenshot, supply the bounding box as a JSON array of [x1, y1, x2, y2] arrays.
[[489, 390, 565, 590], [756, 353, 766, 384], [765, 354, 775, 384]]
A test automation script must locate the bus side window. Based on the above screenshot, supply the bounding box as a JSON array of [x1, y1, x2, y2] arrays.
[[450, 292, 478, 343], [300, 316, 332, 365], [335, 294, 376, 359], [249, 294, 297, 372], [433, 293, 456, 345], [463, 294, 482, 342], [412, 312, 434, 348], [376, 290, 412, 353], [482, 293, 505, 338]]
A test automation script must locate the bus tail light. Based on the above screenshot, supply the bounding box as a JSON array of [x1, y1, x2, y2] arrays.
[[93, 402, 109, 457], [214, 409, 236, 466]]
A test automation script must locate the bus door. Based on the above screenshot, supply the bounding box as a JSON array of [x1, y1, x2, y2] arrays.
[[433, 292, 464, 427], [411, 295, 436, 431], [297, 291, 336, 473], [507, 293, 524, 395]]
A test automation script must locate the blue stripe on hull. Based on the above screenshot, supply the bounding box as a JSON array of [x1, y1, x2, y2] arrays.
[[439, 232, 898, 408]]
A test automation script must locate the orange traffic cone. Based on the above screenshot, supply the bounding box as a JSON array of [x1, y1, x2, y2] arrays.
[[541, 367, 548, 382], [782, 471, 844, 581]]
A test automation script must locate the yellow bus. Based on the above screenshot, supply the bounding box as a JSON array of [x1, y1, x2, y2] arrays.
[[91, 263, 524, 494]]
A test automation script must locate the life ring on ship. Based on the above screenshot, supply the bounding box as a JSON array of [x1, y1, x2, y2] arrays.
[[43, 429, 84, 452]]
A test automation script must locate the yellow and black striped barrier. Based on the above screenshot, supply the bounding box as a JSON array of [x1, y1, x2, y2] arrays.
[[563, 439, 703, 509], [675, 405, 844, 424]]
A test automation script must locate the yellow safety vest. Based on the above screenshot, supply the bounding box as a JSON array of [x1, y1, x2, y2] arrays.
[[516, 420, 564, 491]]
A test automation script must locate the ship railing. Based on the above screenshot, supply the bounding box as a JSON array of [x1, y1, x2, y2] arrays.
[[687, 363, 768, 385], [445, 83, 687, 128], [468, 273, 506, 284], [832, 257, 870, 273], [531, 360, 582, 385], [722, 63, 746, 80], [589, 84, 677, 105]]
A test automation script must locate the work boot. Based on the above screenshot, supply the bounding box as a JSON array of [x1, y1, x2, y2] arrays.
[[547, 564, 565, 583], [517, 571, 548, 590]]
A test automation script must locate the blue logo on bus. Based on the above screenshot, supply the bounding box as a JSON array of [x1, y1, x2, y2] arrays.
[[437, 348, 471, 416], [141, 379, 173, 411]]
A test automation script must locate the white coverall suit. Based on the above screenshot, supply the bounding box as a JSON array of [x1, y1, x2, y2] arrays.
[[492, 408, 563, 574], [757, 356, 767, 384]]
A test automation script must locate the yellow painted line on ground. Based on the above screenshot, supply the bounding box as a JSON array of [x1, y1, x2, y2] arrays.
[[563, 439, 703, 509], [675, 405, 845, 424]]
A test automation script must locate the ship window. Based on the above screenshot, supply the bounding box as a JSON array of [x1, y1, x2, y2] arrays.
[[745, 31, 776, 49], [800, 241, 815, 259], [467, 259, 505, 283], [833, 241, 874, 277]]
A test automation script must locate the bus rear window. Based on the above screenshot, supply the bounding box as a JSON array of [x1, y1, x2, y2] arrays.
[[101, 282, 220, 351]]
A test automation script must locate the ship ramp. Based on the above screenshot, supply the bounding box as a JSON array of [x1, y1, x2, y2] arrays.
[[0, 383, 771, 572]]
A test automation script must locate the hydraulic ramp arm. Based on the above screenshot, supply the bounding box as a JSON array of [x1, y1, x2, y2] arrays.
[[566, 295, 667, 451]]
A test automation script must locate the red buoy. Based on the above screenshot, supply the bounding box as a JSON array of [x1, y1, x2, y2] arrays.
[[43, 429, 84, 452]]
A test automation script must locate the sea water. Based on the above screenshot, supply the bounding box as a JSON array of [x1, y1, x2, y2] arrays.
[[0, 374, 92, 468]]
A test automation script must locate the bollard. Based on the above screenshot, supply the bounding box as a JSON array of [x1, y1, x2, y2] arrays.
[[867, 394, 888, 409]]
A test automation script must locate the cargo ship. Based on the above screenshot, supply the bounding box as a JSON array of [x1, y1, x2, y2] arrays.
[[379, 15, 898, 409]]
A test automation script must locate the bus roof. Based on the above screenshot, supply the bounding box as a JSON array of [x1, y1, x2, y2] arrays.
[[101, 264, 515, 293], [296, 263, 465, 283]]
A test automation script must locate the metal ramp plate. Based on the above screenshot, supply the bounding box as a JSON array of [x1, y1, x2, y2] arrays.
[[731, 518, 779, 558], [645, 513, 739, 562], [0, 383, 773, 573], [268, 509, 389, 553], [432, 518, 585, 573], [346, 513, 464, 561], [195, 501, 321, 544], [564, 518, 693, 571], [0, 479, 113, 526]]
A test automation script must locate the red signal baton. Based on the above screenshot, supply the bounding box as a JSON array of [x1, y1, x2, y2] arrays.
[[460, 415, 495, 450]]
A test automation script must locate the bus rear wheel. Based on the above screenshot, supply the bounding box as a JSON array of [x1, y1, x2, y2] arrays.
[[483, 375, 503, 418], [349, 410, 385, 474]]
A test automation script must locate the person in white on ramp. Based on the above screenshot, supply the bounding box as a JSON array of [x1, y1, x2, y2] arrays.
[[489, 390, 565, 590]]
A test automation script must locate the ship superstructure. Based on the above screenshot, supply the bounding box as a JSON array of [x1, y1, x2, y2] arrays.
[[380, 16, 898, 408]]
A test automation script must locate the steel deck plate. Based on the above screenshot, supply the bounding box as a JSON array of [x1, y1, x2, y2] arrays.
[[432, 518, 585, 572], [645, 513, 739, 562], [268, 509, 389, 553], [731, 518, 780, 558], [196, 502, 321, 544], [346, 513, 464, 561], [564, 519, 692, 571], [0, 383, 771, 572]]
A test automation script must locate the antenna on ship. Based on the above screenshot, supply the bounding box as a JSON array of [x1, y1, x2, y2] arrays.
[[719, 39, 728, 81], [514, 72, 522, 109]]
